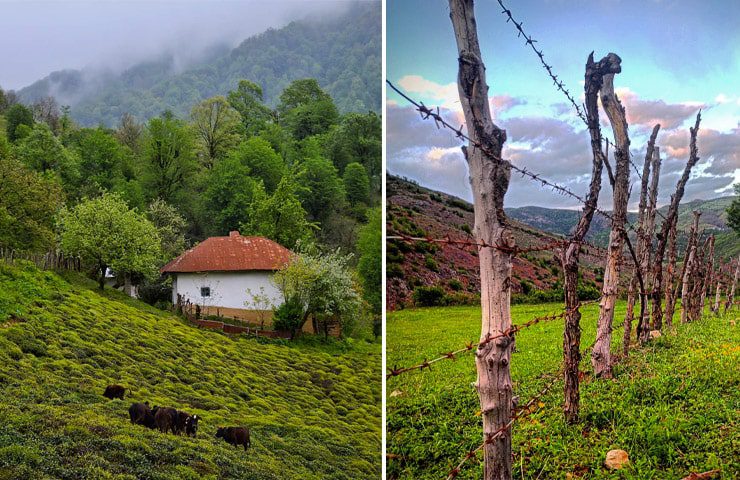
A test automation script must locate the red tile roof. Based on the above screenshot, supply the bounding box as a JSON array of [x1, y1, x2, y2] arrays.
[[161, 232, 293, 273]]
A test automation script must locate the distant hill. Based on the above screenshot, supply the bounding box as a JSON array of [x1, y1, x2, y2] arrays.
[[507, 195, 738, 258], [508, 196, 734, 240], [17, 1, 380, 126], [386, 175, 738, 310], [386, 175, 604, 310], [0, 262, 380, 478]]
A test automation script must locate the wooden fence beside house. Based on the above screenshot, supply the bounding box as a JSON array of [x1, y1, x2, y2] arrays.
[[0, 248, 82, 272], [176, 295, 291, 339]]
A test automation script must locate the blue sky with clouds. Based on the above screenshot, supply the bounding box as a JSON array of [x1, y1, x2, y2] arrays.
[[387, 0, 740, 208]]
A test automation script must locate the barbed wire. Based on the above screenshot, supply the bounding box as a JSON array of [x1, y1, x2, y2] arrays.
[[445, 369, 562, 479], [494, 0, 647, 181], [387, 79, 646, 244], [386, 234, 567, 255], [387, 298, 601, 379], [386, 230, 609, 260]]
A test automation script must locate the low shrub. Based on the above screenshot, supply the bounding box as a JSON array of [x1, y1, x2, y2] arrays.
[[412, 286, 446, 307]]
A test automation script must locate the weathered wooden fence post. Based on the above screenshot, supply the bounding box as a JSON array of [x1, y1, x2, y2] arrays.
[[681, 211, 701, 323], [626, 127, 660, 349], [663, 216, 679, 327], [560, 52, 610, 424], [651, 113, 701, 329], [725, 256, 739, 314], [449, 1, 513, 476], [591, 53, 630, 379]]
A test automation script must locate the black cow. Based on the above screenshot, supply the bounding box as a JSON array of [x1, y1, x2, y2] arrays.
[[215, 426, 251, 451], [174, 410, 199, 436], [128, 402, 156, 429], [103, 384, 126, 400], [154, 407, 179, 434], [185, 414, 199, 437]]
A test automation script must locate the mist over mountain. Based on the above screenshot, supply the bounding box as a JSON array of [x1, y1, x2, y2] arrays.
[[17, 1, 380, 126]]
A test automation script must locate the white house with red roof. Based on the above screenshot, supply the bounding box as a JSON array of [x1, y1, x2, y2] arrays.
[[161, 231, 293, 326]]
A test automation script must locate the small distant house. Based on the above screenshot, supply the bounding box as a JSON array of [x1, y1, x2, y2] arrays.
[[161, 231, 292, 329]]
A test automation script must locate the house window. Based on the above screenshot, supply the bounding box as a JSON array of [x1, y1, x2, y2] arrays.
[[200, 287, 211, 297]]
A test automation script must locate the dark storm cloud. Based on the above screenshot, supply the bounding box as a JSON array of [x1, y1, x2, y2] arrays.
[[0, 0, 358, 90]]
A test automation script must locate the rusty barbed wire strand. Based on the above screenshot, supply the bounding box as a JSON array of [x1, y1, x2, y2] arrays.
[[387, 79, 642, 240], [386, 234, 568, 255], [494, 0, 647, 181], [387, 299, 601, 379], [445, 369, 562, 479]]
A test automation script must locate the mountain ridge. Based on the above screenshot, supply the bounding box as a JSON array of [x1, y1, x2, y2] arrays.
[[17, 1, 380, 126], [386, 174, 738, 310]]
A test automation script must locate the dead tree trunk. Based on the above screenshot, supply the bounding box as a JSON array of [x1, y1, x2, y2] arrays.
[[592, 54, 630, 379], [688, 235, 709, 321], [560, 52, 610, 424], [449, 2, 513, 477], [725, 256, 739, 314], [639, 147, 662, 337], [650, 112, 702, 330], [698, 235, 715, 318], [712, 261, 722, 315], [624, 125, 659, 352], [664, 220, 679, 327], [681, 211, 701, 323]]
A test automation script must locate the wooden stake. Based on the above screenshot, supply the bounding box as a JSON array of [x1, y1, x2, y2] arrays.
[[449, 1, 513, 477], [592, 54, 630, 379]]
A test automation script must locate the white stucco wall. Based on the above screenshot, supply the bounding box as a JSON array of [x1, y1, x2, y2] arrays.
[[172, 271, 283, 310]]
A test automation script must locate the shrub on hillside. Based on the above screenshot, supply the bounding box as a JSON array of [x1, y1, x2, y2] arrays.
[[272, 296, 305, 337], [424, 255, 439, 272], [412, 286, 446, 307], [4, 328, 47, 357], [444, 292, 479, 306]]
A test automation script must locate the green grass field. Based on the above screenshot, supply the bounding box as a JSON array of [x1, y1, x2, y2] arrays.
[[387, 301, 739, 479], [0, 262, 381, 479]]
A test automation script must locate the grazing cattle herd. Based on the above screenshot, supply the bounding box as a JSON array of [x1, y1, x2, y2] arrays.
[[107, 385, 249, 450]]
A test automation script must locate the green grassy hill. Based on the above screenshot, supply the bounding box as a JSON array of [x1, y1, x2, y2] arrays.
[[387, 302, 739, 479], [0, 262, 380, 479]]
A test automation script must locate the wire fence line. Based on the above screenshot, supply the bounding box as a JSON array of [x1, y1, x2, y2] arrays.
[[387, 79, 645, 241], [445, 369, 562, 479], [387, 298, 601, 379], [493, 0, 648, 182]]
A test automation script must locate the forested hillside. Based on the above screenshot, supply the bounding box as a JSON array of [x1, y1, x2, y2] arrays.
[[16, 1, 380, 126], [1, 65, 381, 334]]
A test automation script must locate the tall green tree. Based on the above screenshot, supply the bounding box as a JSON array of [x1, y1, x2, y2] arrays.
[[277, 79, 339, 140], [727, 183, 740, 235], [59, 193, 162, 290], [294, 141, 346, 222], [142, 115, 197, 204], [147, 199, 188, 261], [227, 80, 273, 137], [356, 207, 381, 314], [0, 154, 63, 252], [115, 113, 143, 154], [343, 162, 370, 206], [0, 87, 8, 114], [5, 104, 34, 142], [190, 96, 243, 167], [327, 112, 381, 191], [75, 127, 133, 196], [227, 137, 286, 192], [244, 176, 315, 250], [201, 155, 264, 235]]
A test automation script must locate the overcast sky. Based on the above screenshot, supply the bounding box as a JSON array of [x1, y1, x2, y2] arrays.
[[0, 0, 356, 90], [387, 0, 740, 209]]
